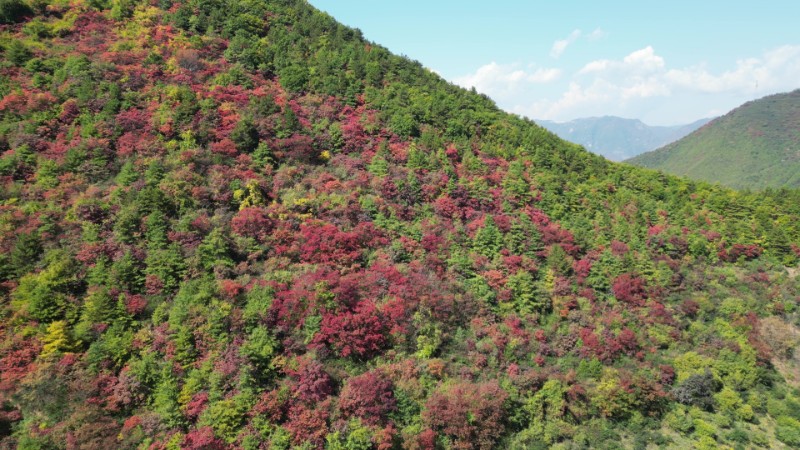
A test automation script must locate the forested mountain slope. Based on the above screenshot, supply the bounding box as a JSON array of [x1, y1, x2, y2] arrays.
[[1, 0, 800, 448], [628, 90, 800, 189]]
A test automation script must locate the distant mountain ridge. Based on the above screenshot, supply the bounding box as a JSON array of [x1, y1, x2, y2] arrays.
[[628, 90, 800, 189], [538, 116, 712, 161]]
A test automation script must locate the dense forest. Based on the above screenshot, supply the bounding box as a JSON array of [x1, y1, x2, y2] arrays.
[[2, 0, 800, 448]]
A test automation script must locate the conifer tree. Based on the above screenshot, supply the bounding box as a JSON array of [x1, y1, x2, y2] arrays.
[[198, 228, 234, 270], [474, 215, 503, 257], [41, 321, 76, 358]]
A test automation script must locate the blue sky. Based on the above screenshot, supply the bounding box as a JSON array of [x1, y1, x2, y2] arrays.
[[308, 1, 800, 125]]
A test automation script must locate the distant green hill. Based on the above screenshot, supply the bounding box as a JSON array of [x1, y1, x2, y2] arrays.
[[628, 90, 800, 189]]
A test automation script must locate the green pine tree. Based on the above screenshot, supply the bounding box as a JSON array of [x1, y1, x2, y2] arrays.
[[474, 215, 504, 257]]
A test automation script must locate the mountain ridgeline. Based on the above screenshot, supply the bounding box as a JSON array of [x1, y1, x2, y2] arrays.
[[1, 0, 800, 449], [628, 90, 800, 189], [539, 116, 711, 161]]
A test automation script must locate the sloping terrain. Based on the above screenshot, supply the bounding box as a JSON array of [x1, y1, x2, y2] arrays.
[[1, 1, 800, 449], [539, 116, 710, 161], [629, 90, 800, 189]]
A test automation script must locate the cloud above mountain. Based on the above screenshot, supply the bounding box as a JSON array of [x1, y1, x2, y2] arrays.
[[455, 44, 800, 125], [454, 63, 562, 99]]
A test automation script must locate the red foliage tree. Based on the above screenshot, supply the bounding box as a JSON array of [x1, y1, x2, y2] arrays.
[[659, 365, 676, 386], [288, 358, 334, 404], [0, 337, 41, 394], [422, 381, 508, 450], [184, 392, 209, 421], [433, 195, 459, 219], [612, 273, 648, 306], [338, 370, 396, 425], [579, 326, 641, 362], [616, 328, 639, 357], [115, 108, 150, 132], [679, 299, 700, 318], [313, 301, 387, 358], [274, 135, 317, 162], [573, 258, 592, 283], [610, 240, 629, 256], [253, 389, 287, 423], [231, 207, 273, 242], [719, 243, 763, 262], [285, 400, 330, 447], [299, 222, 362, 266], [339, 106, 369, 154], [60, 99, 80, 123], [123, 294, 148, 316], [417, 429, 437, 450], [211, 138, 238, 156], [218, 280, 243, 300], [579, 327, 602, 359], [182, 426, 226, 450]]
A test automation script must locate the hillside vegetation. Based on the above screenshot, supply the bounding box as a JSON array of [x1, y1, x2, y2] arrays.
[[2, 0, 800, 449], [628, 90, 800, 190]]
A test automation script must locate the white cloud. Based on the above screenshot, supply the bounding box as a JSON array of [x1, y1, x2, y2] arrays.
[[621, 77, 670, 99], [623, 46, 665, 71], [536, 81, 612, 114], [580, 46, 664, 74], [550, 29, 582, 58], [664, 45, 800, 94], [527, 75, 669, 121], [587, 27, 607, 41], [455, 44, 800, 125], [454, 62, 562, 100], [579, 59, 612, 74], [517, 45, 800, 124], [529, 68, 562, 83]]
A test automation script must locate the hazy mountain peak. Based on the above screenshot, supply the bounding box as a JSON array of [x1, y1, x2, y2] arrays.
[[538, 116, 711, 161]]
